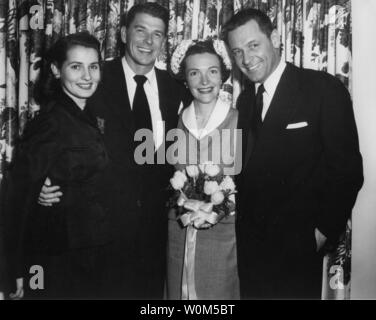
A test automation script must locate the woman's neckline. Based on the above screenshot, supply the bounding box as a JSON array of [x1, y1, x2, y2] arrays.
[[193, 99, 218, 130]]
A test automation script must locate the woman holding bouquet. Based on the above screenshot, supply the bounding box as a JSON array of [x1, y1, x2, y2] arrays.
[[2, 32, 110, 299], [167, 39, 240, 300]]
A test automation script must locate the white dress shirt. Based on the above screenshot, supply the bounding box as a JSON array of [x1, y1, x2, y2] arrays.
[[255, 59, 287, 121], [121, 57, 164, 150]]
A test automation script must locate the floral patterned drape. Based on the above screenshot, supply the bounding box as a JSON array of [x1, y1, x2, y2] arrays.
[[0, 0, 352, 299]]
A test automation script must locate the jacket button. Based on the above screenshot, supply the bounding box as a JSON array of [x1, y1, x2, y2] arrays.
[[137, 200, 142, 207]]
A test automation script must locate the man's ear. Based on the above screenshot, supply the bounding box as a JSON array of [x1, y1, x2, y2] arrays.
[[120, 26, 127, 44], [51, 63, 61, 79], [270, 29, 281, 50]]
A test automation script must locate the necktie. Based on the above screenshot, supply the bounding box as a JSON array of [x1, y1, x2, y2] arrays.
[[251, 84, 265, 137], [133, 75, 152, 131]]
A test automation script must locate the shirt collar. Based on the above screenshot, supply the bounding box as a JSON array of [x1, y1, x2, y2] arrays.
[[255, 59, 286, 96], [182, 97, 231, 140], [122, 56, 157, 87]]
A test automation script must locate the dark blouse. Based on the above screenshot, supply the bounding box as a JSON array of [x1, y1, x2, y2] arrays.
[[3, 91, 111, 277]]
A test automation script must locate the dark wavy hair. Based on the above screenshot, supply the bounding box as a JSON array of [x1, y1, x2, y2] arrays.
[[34, 32, 102, 105], [120, 2, 169, 34], [173, 40, 231, 84], [222, 8, 275, 42]]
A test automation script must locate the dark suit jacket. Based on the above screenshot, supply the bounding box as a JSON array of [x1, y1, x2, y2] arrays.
[[88, 58, 191, 298], [236, 63, 363, 299], [3, 91, 110, 280]]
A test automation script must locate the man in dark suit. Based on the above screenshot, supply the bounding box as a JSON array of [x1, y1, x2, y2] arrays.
[[224, 9, 363, 299], [39, 3, 190, 299]]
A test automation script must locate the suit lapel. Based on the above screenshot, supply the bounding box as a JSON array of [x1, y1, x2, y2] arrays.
[[237, 81, 255, 167], [261, 63, 300, 137], [156, 69, 179, 133], [243, 63, 300, 168], [104, 58, 135, 134]]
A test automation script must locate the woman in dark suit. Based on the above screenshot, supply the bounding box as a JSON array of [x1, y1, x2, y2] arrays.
[[3, 32, 111, 299]]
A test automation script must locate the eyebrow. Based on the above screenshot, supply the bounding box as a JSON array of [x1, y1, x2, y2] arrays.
[[245, 40, 258, 47], [67, 61, 99, 65], [232, 39, 257, 50], [186, 66, 220, 71], [134, 24, 165, 34]]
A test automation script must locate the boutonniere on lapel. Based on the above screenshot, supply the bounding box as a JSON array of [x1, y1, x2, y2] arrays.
[[96, 117, 105, 134]]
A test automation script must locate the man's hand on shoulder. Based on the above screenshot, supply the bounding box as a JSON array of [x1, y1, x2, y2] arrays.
[[38, 177, 63, 207]]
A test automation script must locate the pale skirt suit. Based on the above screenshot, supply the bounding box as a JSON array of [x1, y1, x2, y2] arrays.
[[166, 98, 240, 300]]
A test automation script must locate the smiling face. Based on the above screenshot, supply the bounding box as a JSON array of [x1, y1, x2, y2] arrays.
[[122, 12, 166, 74], [185, 52, 222, 108], [227, 19, 280, 83], [51, 45, 100, 109]]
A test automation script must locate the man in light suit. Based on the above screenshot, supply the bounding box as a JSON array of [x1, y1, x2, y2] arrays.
[[224, 8, 363, 299], [39, 3, 190, 299]]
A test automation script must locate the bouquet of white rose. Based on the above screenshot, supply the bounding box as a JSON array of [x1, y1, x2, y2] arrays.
[[169, 163, 236, 229]]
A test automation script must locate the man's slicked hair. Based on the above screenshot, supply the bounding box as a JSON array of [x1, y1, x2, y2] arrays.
[[223, 8, 275, 42], [121, 2, 169, 34]]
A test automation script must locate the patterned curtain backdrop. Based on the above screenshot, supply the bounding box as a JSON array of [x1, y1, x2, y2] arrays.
[[0, 0, 352, 299]]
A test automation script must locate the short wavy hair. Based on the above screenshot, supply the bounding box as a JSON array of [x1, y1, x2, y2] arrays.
[[173, 40, 231, 83]]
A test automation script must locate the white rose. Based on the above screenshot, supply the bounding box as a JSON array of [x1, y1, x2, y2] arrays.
[[220, 176, 236, 192], [211, 191, 225, 205], [177, 193, 187, 207], [170, 170, 187, 190], [199, 161, 213, 173], [205, 164, 221, 177], [185, 165, 200, 178], [204, 181, 220, 195]]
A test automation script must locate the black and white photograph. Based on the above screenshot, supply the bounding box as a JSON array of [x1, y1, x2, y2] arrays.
[[0, 0, 375, 302]]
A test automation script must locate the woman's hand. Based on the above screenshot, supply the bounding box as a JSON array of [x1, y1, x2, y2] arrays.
[[9, 278, 24, 300]]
